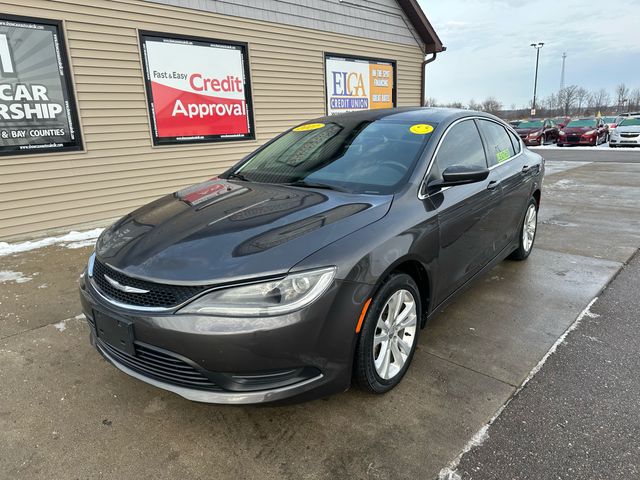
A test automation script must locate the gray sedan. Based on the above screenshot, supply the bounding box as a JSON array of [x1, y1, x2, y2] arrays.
[[79, 107, 544, 404]]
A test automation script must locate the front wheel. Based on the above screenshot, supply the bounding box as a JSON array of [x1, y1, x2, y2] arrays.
[[354, 274, 421, 394], [509, 198, 538, 261]]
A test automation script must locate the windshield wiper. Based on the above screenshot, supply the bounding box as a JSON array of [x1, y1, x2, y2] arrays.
[[286, 180, 349, 193], [226, 172, 251, 182]]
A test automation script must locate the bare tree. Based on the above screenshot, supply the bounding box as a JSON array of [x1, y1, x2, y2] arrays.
[[589, 88, 610, 112], [575, 87, 589, 116], [629, 88, 640, 111], [481, 96, 502, 115], [468, 99, 482, 111], [445, 101, 465, 109], [424, 97, 438, 107], [615, 83, 630, 110], [558, 85, 579, 115]]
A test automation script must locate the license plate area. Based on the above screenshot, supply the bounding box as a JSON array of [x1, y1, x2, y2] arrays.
[[94, 310, 135, 355]]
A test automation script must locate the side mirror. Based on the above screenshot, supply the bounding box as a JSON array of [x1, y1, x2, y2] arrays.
[[429, 165, 490, 190]]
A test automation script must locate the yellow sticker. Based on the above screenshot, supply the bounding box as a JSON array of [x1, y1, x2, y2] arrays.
[[293, 123, 325, 132], [409, 124, 434, 135]]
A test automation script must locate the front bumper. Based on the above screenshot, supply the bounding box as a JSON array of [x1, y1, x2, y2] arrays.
[[558, 135, 597, 146], [609, 135, 640, 147], [79, 267, 369, 404]]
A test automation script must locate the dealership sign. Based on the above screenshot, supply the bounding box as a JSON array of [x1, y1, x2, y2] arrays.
[[0, 15, 82, 156], [139, 32, 255, 145], [325, 54, 396, 116]]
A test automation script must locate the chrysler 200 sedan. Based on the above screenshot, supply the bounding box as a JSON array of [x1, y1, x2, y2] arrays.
[[79, 108, 544, 404]]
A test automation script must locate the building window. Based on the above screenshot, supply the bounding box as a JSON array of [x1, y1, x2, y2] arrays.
[[324, 53, 396, 116], [0, 14, 82, 156], [139, 31, 255, 146]]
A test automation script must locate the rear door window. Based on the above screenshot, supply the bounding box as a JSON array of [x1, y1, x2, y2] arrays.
[[477, 120, 516, 167]]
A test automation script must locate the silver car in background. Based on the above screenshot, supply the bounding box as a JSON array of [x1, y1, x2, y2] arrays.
[[609, 116, 640, 148]]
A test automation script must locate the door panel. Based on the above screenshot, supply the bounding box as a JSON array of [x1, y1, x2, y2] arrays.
[[431, 168, 504, 303], [423, 119, 505, 305]]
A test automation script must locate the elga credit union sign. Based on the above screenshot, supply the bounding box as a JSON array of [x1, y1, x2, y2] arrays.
[[325, 54, 396, 115], [139, 32, 255, 145], [0, 15, 82, 156]]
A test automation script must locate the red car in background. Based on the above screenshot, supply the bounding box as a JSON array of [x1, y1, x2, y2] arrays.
[[515, 119, 559, 146], [558, 118, 608, 146], [554, 116, 571, 129]]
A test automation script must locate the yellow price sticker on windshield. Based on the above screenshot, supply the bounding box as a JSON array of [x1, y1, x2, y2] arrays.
[[409, 124, 434, 135], [293, 123, 325, 132]]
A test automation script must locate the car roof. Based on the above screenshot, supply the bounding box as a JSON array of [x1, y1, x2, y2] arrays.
[[308, 107, 495, 126]]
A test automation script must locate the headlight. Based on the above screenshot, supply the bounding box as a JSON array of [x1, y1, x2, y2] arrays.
[[583, 130, 596, 135], [611, 130, 620, 137], [178, 267, 336, 316], [528, 131, 540, 137], [559, 130, 565, 136]]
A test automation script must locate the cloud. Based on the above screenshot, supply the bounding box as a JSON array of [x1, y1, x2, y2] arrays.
[[420, 0, 640, 106]]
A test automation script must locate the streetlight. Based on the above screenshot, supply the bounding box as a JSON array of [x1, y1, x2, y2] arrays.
[[530, 42, 544, 117]]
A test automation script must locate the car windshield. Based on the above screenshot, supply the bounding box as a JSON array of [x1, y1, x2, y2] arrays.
[[619, 117, 640, 126], [229, 119, 436, 194], [566, 119, 596, 127], [603, 117, 616, 122], [518, 121, 543, 128]]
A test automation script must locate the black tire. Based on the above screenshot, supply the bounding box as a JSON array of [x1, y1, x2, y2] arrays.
[[354, 273, 421, 394], [509, 197, 538, 261]]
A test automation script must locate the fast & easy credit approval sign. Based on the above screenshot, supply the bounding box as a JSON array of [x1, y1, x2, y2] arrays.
[[325, 54, 396, 116], [140, 32, 255, 145]]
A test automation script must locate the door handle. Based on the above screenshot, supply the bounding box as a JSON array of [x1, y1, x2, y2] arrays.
[[522, 165, 532, 173], [487, 180, 500, 191]]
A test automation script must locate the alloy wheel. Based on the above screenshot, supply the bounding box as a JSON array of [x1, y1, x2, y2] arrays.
[[523, 204, 537, 252], [373, 289, 417, 380]]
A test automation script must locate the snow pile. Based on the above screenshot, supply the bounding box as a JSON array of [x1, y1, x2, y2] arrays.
[[0, 270, 33, 283], [0, 228, 104, 257]]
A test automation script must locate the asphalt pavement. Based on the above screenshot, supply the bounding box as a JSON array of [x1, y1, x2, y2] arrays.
[[453, 252, 640, 479], [1, 148, 639, 480]]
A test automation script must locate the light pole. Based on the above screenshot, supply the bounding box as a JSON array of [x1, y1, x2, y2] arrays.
[[530, 42, 544, 116]]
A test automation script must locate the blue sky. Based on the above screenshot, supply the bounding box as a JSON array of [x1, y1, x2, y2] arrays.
[[418, 0, 640, 107]]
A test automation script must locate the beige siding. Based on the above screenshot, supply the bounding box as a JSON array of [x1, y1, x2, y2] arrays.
[[0, 0, 425, 240]]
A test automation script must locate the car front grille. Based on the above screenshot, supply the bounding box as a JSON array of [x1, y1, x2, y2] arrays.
[[98, 338, 222, 391], [621, 133, 639, 138], [567, 135, 580, 142], [91, 259, 210, 309]]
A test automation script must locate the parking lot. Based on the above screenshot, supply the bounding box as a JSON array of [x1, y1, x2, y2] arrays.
[[1, 149, 639, 480]]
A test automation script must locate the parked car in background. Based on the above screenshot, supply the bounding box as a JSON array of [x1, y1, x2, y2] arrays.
[[609, 116, 640, 148], [79, 107, 544, 404], [515, 119, 559, 146], [602, 116, 619, 129], [553, 117, 571, 129], [558, 118, 608, 146]]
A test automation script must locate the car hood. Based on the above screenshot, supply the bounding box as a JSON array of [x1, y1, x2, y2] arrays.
[[563, 126, 594, 134], [95, 179, 392, 284], [616, 125, 640, 133]]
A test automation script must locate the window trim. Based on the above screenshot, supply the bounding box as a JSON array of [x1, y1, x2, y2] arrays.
[[418, 116, 524, 200]]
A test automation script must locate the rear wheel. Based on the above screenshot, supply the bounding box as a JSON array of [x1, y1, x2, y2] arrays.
[[509, 198, 538, 261], [354, 274, 420, 393]]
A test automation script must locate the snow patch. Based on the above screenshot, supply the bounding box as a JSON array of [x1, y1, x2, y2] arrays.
[[438, 297, 600, 479], [0, 228, 104, 257], [0, 270, 32, 283], [53, 313, 86, 332]]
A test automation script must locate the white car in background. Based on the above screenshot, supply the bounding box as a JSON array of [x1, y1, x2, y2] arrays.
[[609, 116, 640, 148]]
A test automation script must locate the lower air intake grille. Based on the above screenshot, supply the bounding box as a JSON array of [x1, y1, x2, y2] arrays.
[[98, 339, 222, 391]]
